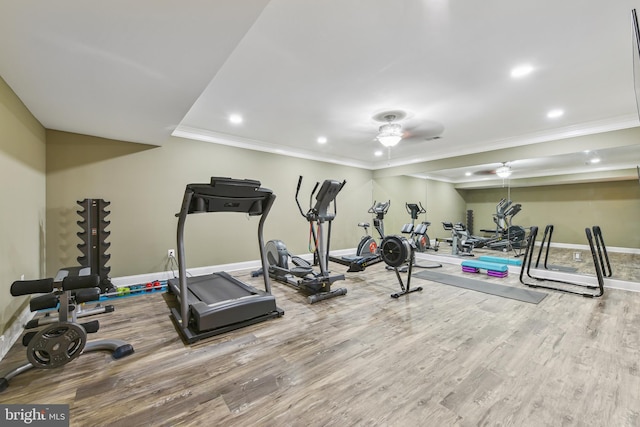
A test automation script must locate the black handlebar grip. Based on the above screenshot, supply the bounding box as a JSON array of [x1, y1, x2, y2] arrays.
[[62, 274, 100, 291], [29, 293, 58, 311], [74, 287, 101, 303], [10, 278, 54, 296]]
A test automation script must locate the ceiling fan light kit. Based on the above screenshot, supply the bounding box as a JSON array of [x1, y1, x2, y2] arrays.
[[496, 164, 512, 178], [375, 113, 404, 147], [377, 122, 403, 147]]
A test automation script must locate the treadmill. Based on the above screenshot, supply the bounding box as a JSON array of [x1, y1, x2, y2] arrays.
[[167, 177, 284, 344]]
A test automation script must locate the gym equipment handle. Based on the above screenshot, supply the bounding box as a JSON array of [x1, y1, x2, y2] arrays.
[[10, 278, 54, 296]]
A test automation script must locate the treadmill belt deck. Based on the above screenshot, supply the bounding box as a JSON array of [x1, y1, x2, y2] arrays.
[[188, 272, 257, 302], [168, 272, 283, 344]]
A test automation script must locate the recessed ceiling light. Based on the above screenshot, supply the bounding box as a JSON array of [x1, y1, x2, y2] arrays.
[[229, 114, 243, 124], [547, 109, 564, 119], [590, 157, 601, 164], [317, 136, 327, 144], [510, 64, 534, 78], [374, 150, 383, 157], [465, 172, 472, 177]]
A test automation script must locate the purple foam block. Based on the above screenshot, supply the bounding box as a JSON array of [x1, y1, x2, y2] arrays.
[[462, 266, 479, 273], [487, 270, 508, 278]]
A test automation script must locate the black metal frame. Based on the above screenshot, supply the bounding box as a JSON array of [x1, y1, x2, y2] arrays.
[[76, 198, 114, 292], [519, 225, 610, 298], [1, 275, 133, 392], [380, 235, 423, 298], [327, 200, 390, 272]]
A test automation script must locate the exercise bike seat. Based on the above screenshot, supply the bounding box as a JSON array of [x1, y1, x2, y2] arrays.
[[357, 222, 370, 228], [401, 224, 414, 234], [414, 223, 428, 235]]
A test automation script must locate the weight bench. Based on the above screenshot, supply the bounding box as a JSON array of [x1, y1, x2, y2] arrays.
[[26, 266, 115, 329], [0, 274, 134, 392], [461, 260, 509, 277]]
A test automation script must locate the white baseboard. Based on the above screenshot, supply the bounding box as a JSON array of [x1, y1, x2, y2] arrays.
[[0, 305, 35, 361], [110, 253, 323, 287]]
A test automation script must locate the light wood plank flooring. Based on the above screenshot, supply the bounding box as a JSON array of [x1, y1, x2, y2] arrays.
[[1, 258, 639, 426]]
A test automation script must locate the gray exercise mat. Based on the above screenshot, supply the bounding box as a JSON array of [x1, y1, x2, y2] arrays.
[[540, 264, 578, 273], [414, 270, 548, 304]]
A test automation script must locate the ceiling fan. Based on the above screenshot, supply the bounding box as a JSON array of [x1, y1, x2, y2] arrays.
[[474, 162, 512, 178], [372, 110, 444, 148]]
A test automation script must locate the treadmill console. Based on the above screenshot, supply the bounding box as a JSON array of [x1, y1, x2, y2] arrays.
[[184, 177, 274, 216], [313, 179, 343, 220]]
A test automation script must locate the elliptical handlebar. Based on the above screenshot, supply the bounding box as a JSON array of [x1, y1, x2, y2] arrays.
[[496, 199, 512, 214], [368, 200, 391, 215], [295, 175, 346, 222], [308, 181, 320, 217], [295, 175, 306, 217]]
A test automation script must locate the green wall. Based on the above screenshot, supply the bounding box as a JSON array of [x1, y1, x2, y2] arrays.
[[41, 129, 640, 283], [45, 131, 376, 278], [463, 181, 640, 248], [0, 76, 46, 334], [373, 175, 466, 241]]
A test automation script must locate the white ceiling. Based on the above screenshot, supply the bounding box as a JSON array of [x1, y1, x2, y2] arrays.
[[1, 0, 640, 184]]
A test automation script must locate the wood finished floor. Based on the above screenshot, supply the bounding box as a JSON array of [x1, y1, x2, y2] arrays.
[[1, 258, 640, 426]]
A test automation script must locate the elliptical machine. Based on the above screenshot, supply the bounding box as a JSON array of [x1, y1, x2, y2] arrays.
[[265, 176, 347, 304], [328, 200, 390, 272], [486, 200, 527, 255]]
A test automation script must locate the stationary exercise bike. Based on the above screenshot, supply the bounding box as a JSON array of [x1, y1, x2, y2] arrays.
[[265, 176, 347, 303], [401, 202, 437, 252], [386, 202, 441, 272], [328, 200, 390, 272], [440, 221, 475, 256], [355, 200, 389, 255]]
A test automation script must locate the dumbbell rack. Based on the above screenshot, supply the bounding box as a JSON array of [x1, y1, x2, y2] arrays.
[[466, 209, 474, 236], [76, 199, 113, 293]]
